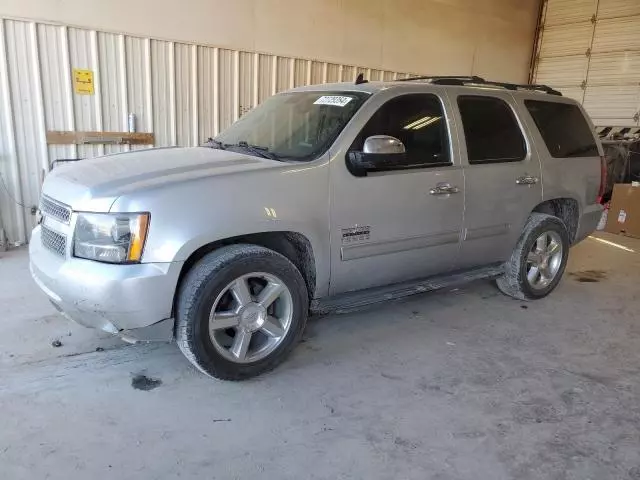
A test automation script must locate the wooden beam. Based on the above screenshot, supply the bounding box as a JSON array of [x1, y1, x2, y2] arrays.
[[46, 131, 154, 146]]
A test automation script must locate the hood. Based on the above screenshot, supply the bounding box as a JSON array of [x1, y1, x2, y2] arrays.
[[42, 147, 282, 211]]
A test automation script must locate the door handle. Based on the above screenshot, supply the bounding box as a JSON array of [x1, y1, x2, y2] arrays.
[[516, 175, 539, 185], [429, 183, 460, 195]]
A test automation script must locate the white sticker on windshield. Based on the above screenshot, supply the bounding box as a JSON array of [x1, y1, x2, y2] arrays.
[[314, 95, 353, 107]]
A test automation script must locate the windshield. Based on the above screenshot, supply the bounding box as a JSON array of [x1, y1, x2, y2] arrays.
[[213, 91, 370, 161]]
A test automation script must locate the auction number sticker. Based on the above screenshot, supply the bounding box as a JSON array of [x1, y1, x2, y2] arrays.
[[314, 95, 353, 107]]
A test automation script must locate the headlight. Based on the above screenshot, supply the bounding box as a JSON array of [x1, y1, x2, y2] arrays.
[[74, 212, 150, 264]]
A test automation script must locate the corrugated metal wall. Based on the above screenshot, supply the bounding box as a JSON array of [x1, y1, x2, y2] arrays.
[[533, 0, 640, 126], [0, 18, 415, 245]]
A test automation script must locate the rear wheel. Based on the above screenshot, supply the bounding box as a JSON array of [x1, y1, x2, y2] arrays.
[[496, 213, 570, 300], [176, 244, 308, 380]]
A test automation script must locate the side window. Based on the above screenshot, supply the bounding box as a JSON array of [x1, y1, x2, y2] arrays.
[[524, 100, 599, 158], [458, 96, 527, 164], [352, 93, 451, 167]]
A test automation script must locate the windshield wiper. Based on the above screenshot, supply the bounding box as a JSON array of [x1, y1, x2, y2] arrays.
[[228, 141, 282, 161]]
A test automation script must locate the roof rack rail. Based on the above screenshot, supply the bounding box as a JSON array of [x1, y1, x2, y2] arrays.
[[397, 75, 562, 96]]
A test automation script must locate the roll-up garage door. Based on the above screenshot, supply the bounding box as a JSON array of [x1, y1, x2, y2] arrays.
[[533, 0, 640, 127]]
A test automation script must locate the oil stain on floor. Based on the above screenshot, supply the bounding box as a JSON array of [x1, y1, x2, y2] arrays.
[[131, 374, 162, 391], [569, 270, 607, 283]]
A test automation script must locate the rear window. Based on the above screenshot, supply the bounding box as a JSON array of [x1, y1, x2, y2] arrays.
[[524, 100, 599, 158], [458, 96, 527, 164]]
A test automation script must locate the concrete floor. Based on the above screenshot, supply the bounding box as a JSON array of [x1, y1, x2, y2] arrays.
[[1, 233, 639, 480]]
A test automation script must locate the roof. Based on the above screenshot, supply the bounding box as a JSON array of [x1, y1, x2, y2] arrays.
[[290, 76, 563, 98]]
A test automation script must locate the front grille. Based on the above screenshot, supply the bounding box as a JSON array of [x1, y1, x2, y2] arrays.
[[41, 225, 67, 257], [40, 196, 71, 224]]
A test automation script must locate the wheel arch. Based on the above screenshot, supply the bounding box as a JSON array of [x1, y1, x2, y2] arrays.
[[532, 197, 580, 243], [172, 231, 317, 316]]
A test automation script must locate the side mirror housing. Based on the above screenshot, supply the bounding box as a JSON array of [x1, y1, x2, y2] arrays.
[[347, 135, 408, 176], [363, 135, 406, 154]]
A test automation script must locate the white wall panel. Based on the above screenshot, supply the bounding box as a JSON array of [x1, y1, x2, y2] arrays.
[[0, 19, 25, 244], [583, 85, 640, 124], [150, 39, 175, 146], [535, 55, 588, 87], [0, 17, 414, 243]]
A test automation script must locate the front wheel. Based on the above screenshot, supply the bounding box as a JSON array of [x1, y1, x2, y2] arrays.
[[496, 213, 570, 300], [175, 244, 308, 380]]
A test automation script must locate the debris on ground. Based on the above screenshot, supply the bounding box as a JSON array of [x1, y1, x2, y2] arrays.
[[95, 347, 104, 352], [51, 339, 63, 348]]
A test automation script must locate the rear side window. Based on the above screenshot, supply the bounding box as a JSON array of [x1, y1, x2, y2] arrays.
[[525, 100, 599, 158], [458, 96, 527, 164]]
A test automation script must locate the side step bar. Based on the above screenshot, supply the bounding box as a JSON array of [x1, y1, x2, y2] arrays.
[[311, 264, 504, 315]]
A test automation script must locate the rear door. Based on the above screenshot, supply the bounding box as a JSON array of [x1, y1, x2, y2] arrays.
[[450, 90, 543, 269]]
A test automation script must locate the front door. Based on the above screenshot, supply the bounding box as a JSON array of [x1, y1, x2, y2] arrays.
[[450, 90, 543, 269], [328, 91, 465, 295]]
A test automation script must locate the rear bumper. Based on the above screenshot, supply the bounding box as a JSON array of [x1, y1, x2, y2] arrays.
[[29, 226, 182, 334], [575, 204, 603, 244]]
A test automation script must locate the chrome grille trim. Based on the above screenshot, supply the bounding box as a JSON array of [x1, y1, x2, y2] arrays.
[[41, 224, 67, 257], [40, 196, 71, 225]]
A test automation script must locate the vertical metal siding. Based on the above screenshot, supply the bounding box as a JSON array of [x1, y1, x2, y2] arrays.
[[0, 17, 414, 244]]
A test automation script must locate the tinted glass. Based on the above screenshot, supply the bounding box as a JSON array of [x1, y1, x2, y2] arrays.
[[525, 100, 599, 158], [353, 93, 450, 166], [215, 91, 369, 161], [458, 96, 527, 164]]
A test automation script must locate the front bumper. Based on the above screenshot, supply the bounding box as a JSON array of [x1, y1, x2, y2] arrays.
[[29, 226, 182, 335]]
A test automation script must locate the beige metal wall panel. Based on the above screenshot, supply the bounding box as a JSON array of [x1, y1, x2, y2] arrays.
[[197, 46, 217, 143], [238, 51, 253, 118], [310, 61, 324, 85], [293, 59, 306, 88], [342, 66, 356, 83], [597, 0, 640, 19], [257, 54, 274, 104], [539, 23, 593, 57], [126, 36, 152, 150], [218, 48, 235, 131], [3, 20, 46, 235], [592, 17, 640, 53], [37, 24, 75, 166], [544, 0, 597, 26], [583, 85, 640, 124], [326, 64, 341, 83], [0, 19, 26, 244], [557, 86, 587, 103], [587, 52, 640, 86], [276, 57, 292, 93], [68, 27, 102, 160], [174, 43, 195, 146], [535, 55, 588, 87], [98, 32, 126, 155], [150, 39, 175, 146]]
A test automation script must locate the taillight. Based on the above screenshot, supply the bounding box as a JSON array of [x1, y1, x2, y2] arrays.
[[596, 155, 607, 204]]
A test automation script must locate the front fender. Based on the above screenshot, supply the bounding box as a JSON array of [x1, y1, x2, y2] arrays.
[[110, 160, 330, 295]]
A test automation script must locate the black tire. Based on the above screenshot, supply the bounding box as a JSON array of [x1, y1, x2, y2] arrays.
[[175, 244, 308, 380], [496, 213, 570, 300]]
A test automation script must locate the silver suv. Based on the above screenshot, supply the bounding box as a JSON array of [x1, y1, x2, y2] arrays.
[[30, 76, 605, 380]]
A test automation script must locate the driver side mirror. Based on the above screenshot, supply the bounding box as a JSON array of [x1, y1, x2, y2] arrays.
[[347, 135, 409, 176], [363, 135, 406, 154]]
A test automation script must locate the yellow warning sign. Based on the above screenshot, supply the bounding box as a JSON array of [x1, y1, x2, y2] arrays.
[[73, 69, 94, 95]]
